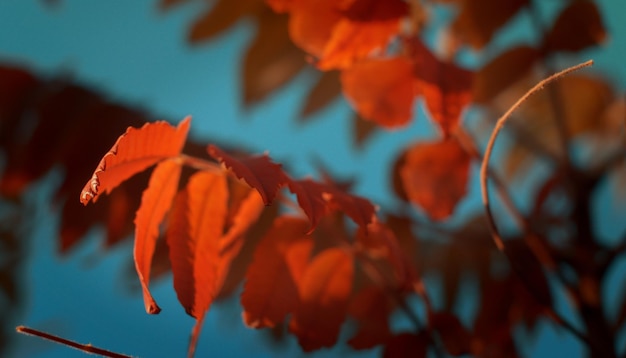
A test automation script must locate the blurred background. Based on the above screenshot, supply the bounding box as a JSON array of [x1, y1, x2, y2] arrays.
[[0, 0, 625, 357]]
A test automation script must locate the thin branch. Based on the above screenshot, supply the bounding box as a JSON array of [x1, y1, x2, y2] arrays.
[[479, 60, 599, 350], [480, 60, 593, 250], [178, 154, 222, 172], [16, 326, 133, 358]]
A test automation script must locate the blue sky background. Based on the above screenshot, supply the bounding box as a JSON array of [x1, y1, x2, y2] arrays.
[[1, 0, 625, 357]]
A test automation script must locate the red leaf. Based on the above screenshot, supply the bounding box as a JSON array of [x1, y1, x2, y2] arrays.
[[80, 117, 190, 205], [288, 179, 376, 231], [241, 216, 313, 328], [383, 332, 428, 358], [167, 171, 228, 357], [449, 0, 529, 49], [167, 171, 228, 318], [207, 144, 289, 205], [287, 179, 330, 230], [133, 159, 183, 314], [356, 221, 417, 291], [398, 139, 471, 221], [430, 312, 472, 356], [289, 248, 354, 351], [341, 57, 415, 128], [408, 39, 473, 136], [543, 0, 606, 53], [472, 46, 540, 104], [347, 286, 392, 350], [316, 0, 408, 70]]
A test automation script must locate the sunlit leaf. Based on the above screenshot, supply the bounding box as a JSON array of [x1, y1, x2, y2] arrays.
[[289, 248, 354, 351], [241, 216, 313, 328], [341, 57, 415, 128], [398, 138, 470, 220], [134, 159, 183, 314], [80, 117, 190, 205]]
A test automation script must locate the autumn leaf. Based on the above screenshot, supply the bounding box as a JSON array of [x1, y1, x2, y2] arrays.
[[80, 117, 190, 205], [188, 0, 263, 43], [166, 170, 228, 357], [543, 0, 606, 54], [408, 38, 473, 136], [134, 158, 183, 314], [288, 179, 376, 231], [243, 9, 307, 105], [208, 145, 289, 205], [288, 179, 330, 230], [299, 70, 342, 119], [167, 171, 228, 318], [398, 138, 471, 220], [383, 332, 429, 358], [289, 248, 354, 351], [472, 46, 540, 104], [447, 0, 529, 49], [341, 57, 415, 128], [241, 216, 313, 328], [430, 312, 472, 356], [221, 188, 265, 256], [287, 0, 342, 60], [355, 221, 416, 291], [316, 0, 408, 70], [347, 286, 392, 350]]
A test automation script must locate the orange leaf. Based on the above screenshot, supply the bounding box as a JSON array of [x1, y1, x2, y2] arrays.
[[409, 39, 473, 136], [208, 144, 289, 205], [289, 248, 354, 351], [133, 158, 183, 314], [287, 0, 342, 59], [80, 117, 190, 205], [241, 216, 313, 328], [316, 0, 408, 70], [167, 170, 228, 357], [543, 0, 606, 54], [341, 57, 415, 128], [221, 189, 265, 256], [399, 139, 470, 221], [167, 171, 228, 318]]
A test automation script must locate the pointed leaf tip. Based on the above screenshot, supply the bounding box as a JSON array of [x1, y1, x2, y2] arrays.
[[80, 117, 191, 205], [207, 144, 289, 205]]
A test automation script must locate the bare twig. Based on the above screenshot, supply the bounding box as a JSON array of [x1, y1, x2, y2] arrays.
[[16, 326, 133, 358], [480, 60, 593, 250], [478, 60, 603, 352]]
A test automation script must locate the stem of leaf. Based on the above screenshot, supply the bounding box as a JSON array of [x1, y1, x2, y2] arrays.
[[179, 154, 222, 172]]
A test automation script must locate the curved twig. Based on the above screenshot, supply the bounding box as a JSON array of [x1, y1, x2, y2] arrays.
[[479, 60, 593, 250], [479, 60, 602, 351]]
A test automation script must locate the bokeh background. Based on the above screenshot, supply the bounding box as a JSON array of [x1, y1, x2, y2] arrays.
[[1, 0, 625, 357]]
